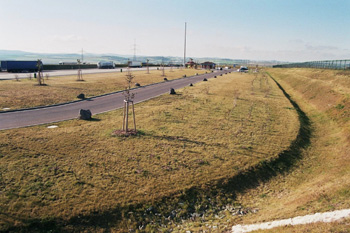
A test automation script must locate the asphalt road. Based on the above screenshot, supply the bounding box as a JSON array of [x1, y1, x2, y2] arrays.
[[0, 67, 166, 80], [0, 70, 230, 130]]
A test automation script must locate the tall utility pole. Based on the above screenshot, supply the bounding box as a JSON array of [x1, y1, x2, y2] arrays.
[[183, 22, 187, 68], [133, 39, 137, 61]]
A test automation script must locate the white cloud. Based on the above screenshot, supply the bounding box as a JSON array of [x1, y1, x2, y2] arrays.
[[304, 44, 339, 51], [48, 35, 84, 42], [192, 42, 350, 62], [289, 39, 305, 44]]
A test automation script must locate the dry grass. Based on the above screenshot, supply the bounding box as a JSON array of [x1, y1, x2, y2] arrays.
[[202, 68, 350, 233], [0, 68, 207, 111], [0, 71, 298, 232]]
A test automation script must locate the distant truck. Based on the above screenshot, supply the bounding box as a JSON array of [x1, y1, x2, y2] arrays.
[[128, 61, 142, 68], [0, 60, 41, 73], [97, 61, 115, 69]]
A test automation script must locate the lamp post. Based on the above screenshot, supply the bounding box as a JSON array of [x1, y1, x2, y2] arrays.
[[147, 59, 149, 74], [183, 22, 187, 68], [127, 58, 130, 75]]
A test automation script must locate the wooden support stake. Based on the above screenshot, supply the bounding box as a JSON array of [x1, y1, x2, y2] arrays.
[[125, 101, 129, 132], [122, 101, 126, 131], [132, 102, 136, 132]]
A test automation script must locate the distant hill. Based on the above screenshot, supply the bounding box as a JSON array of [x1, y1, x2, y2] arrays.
[[0, 50, 283, 66]]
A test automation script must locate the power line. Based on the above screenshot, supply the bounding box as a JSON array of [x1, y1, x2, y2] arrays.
[[184, 22, 187, 67]]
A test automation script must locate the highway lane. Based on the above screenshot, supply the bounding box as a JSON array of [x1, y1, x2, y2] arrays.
[[0, 67, 168, 80], [0, 70, 231, 130]]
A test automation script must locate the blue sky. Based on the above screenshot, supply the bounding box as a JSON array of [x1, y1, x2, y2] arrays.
[[0, 0, 349, 62]]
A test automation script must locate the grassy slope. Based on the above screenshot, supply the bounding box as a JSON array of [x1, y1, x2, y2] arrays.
[[229, 68, 350, 233], [0, 68, 206, 111], [0, 71, 298, 232]]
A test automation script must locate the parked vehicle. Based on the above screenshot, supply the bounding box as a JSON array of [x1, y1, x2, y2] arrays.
[[128, 61, 142, 68], [0, 60, 41, 73], [238, 66, 249, 72], [97, 61, 115, 69]]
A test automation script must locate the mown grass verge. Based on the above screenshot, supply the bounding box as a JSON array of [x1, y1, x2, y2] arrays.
[[0, 71, 299, 232], [176, 71, 313, 232], [223, 68, 350, 233]]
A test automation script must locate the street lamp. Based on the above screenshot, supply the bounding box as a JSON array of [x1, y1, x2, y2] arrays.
[[147, 59, 149, 74], [162, 57, 165, 77]]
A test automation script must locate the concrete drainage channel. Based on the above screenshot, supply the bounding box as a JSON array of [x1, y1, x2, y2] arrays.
[[231, 209, 350, 232]]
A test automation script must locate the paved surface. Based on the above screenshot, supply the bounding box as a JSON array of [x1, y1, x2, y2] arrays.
[[0, 67, 167, 80], [232, 209, 350, 233], [0, 70, 230, 130]]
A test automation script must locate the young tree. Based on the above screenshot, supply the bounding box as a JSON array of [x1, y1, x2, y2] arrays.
[[36, 59, 44, 85], [122, 72, 137, 134], [77, 59, 83, 81]]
